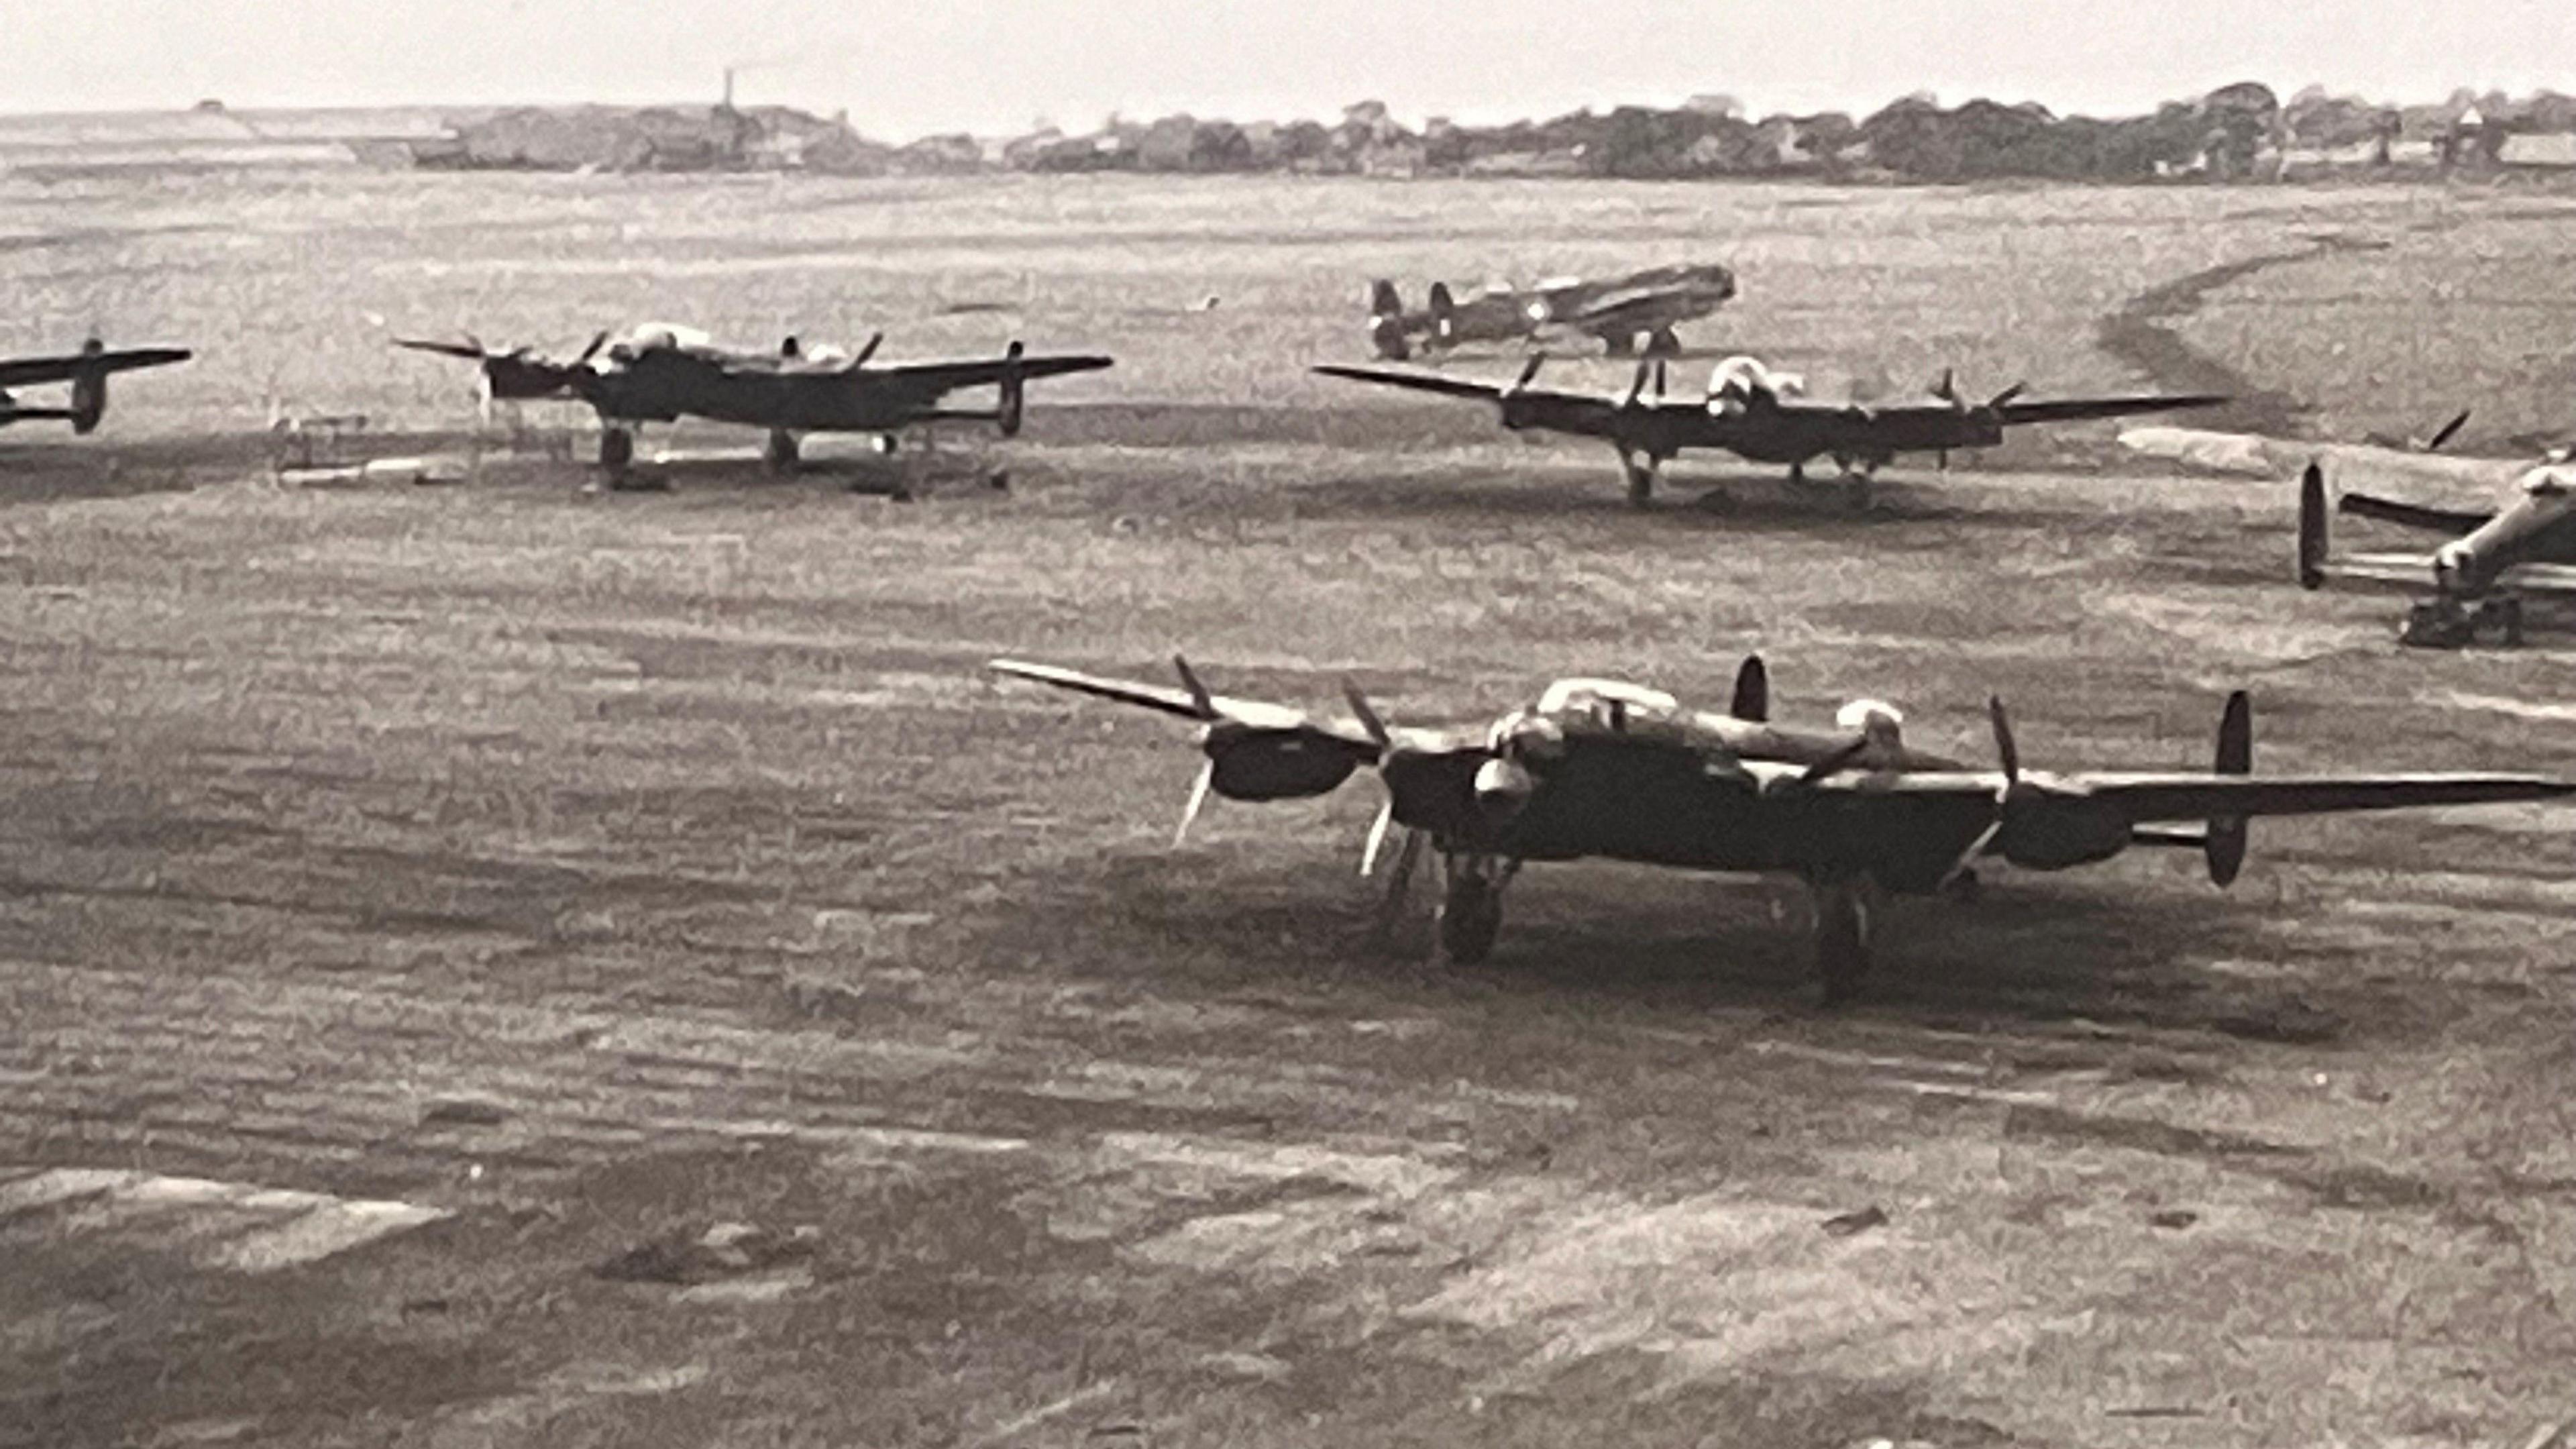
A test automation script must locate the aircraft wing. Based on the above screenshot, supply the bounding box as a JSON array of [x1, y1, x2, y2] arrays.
[[867, 352, 1114, 403], [1311, 364, 1632, 435], [2041, 771, 2576, 822], [2120, 427, 2532, 491], [1815, 768, 2575, 822], [1993, 394, 2231, 426], [2337, 493, 2493, 535], [0, 346, 192, 388], [2312, 551, 2576, 596], [989, 659, 1389, 755], [1310, 364, 1510, 402]]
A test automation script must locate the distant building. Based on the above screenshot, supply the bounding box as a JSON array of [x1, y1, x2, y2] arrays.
[[2500, 132, 2576, 170]]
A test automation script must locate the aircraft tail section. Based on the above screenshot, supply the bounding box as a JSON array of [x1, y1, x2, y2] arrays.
[[2298, 461, 2329, 589], [997, 340, 1026, 437], [1367, 280, 1411, 360], [1729, 654, 1768, 722], [1428, 282, 1458, 345], [2206, 690, 2251, 885]]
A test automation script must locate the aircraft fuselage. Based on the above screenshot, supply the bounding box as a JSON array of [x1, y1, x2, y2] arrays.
[[582, 349, 928, 432]]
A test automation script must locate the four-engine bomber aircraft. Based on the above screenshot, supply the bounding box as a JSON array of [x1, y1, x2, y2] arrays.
[[398, 325, 1112, 484], [1316, 353, 2228, 504], [0, 338, 192, 434], [1365, 263, 1738, 362], [2296, 453, 2576, 647], [2121, 419, 2576, 647], [991, 654, 2573, 1000]]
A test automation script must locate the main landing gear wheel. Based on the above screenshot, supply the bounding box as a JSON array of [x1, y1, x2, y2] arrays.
[[1438, 855, 1509, 965], [1810, 875, 1874, 1006]]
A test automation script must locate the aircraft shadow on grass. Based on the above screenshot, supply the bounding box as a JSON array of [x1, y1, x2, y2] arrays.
[[1036, 849, 2381, 1050], [1308, 465, 2071, 534]]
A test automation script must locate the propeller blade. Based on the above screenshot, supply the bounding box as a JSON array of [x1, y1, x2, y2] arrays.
[[1340, 678, 1391, 751], [1933, 368, 1957, 403], [2425, 407, 2471, 451], [393, 337, 488, 360], [1937, 816, 2008, 892], [1172, 655, 1217, 720], [1359, 798, 1395, 877], [1509, 352, 1545, 393], [1987, 382, 2027, 409], [578, 329, 611, 364], [1372, 825, 1424, 940], [1174, 759, 1215, 847], [852, 331, 885, 367], [1796, 735, 1872, 785], [1988, 695, 2019, 782]]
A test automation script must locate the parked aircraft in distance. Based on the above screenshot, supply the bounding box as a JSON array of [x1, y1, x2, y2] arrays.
[[0, 338, 191, 434], [396, 325, 1112, 486], [2121, 419, 2576, 647], [990, 655, 2573, 1000], [1319, 354, 2227, 504], [1365, 263, 1737, 361]]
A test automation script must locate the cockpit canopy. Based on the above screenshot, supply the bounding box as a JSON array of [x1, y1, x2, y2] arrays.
[[1707, 355, 1805, 409], [1535, 677, 1684, 721], [615, 322, 714, 358]]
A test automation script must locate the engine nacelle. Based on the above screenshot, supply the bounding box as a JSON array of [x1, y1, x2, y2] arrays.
[[1203, 726, 1362, 801], [1997, 801, 2131, 871]]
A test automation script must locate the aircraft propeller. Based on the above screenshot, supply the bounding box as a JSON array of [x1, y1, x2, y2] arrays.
[[1339, 677, 1432, 932], [1169, 654, 1222, 845], [1937, 695, 2043, 890], [851, 331, 885, 367]]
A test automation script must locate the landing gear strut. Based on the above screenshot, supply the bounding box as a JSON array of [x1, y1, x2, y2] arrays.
[[1438, 853, 1513, 965], [1646, 327, 1682, 357], [1808, 873, 1876, 1005], [1619, 448, 1660, 507], [763, 429, 801, 476], [598, 425, 638, 487]]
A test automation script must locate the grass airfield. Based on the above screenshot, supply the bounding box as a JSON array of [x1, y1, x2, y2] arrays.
[[5, 170, 2576, 1448]]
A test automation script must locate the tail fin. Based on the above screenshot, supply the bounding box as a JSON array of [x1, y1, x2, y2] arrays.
[[2297, 462, 2328, 590], [1428, 282, 1458, 345], [997, 340, 1025, 437], [1729, 654, 1768, 722], [2206, 691, 2252, 886], [70, 335, 106, 434], [1368, 280, 1402, 319]]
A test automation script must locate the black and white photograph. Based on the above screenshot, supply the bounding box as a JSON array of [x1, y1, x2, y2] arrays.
[[5, 3, 2575, 1443]]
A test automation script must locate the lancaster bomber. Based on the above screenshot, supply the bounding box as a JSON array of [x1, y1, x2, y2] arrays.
[[2121, 418, 2576, 647], [992, 654, 2573, 1000], [1364, 263, 1738, 361], [1317, 354, 2227, 505], [0, 338, 192, 435], [398, 325, 1112, 486]]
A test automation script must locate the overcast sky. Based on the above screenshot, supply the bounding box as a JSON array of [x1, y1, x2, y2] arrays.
[[10, 0, 2573, 140]]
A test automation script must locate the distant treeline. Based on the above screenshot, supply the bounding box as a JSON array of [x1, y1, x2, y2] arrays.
[[408, 85, 2576, 182]]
